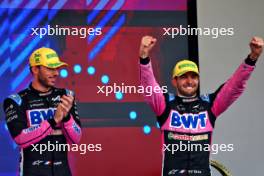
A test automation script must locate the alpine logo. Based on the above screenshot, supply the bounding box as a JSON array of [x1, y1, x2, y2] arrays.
[[72, 122, 81, 134], [170, 111, 207, 129], [27, 108, 56, 126], [51, 96, 60, 102]]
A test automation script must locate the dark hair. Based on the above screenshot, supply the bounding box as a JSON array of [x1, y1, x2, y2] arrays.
[[29, 66, 40, 74]]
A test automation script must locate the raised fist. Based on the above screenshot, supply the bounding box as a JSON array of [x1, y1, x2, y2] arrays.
[[249, 36, 264, 60], [139, 36, 157, 59]]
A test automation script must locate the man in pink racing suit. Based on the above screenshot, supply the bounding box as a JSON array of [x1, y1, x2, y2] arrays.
[[3, 47, 82, 176], [139, 36, 263, 176]]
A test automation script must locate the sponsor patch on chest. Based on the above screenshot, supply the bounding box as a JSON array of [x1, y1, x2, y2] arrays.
[[169, 111, 207, 129], [26, 108, 56, 126]]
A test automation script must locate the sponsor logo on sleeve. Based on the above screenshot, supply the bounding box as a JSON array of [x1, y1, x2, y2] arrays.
[[24, 125, 41, 133], [9, 94, 22, 106], [72, 122, 81, 134]]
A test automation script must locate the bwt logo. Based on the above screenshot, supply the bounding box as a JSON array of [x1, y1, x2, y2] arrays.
[[170, 111, 207, 129], [27, 108, 56, 126]]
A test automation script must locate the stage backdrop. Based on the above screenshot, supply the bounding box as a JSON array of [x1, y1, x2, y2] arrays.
[[0, 0, 197, 175]]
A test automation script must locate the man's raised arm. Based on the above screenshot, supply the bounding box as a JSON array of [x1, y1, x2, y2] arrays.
[[211, 37, 264, 117], [139, 36, 166, 116]]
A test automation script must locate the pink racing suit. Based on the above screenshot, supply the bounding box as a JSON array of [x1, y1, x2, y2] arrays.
[[3, 84, 82, 176], [139, 57, 256, 176]]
